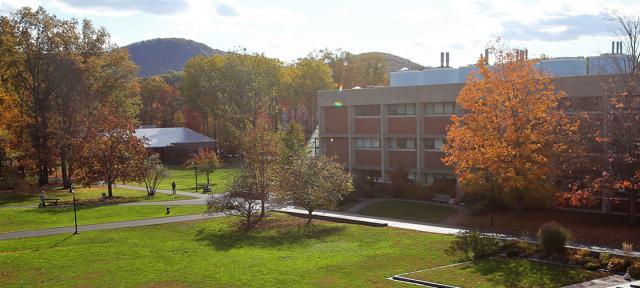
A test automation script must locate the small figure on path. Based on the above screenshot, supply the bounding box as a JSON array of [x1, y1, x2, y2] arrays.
[[171, 181, 176, 195]]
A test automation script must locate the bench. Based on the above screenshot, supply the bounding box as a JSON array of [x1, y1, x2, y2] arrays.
[[39, 198, 61, 207], [431, 194, 451, 204]]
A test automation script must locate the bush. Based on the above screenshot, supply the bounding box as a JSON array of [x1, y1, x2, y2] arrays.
[[584, 256, 600, 270], [568, 249, 590, 266], [538, 221, 571, 254], [598, 253, 610, 267], [629, 261, 640, 279], [445, 231, 502, 260], [607, 258, 626, 273], [500, 240, 537, 258]]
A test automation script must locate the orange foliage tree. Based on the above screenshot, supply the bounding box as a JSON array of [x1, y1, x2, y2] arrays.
[[73, 106, 147, 197], [443, 46, 579, 212]]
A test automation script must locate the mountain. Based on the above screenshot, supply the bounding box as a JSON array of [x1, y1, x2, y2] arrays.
[[357, 52, 425, 72], [125, 38, 224, 77]]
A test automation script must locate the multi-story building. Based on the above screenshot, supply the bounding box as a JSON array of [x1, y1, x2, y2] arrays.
[[316, 45, 628, 209]]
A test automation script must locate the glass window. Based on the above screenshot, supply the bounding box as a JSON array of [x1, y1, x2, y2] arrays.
[[425, 102, 456, 115], [406, 104, 416, 115], [433, 103, 444, 114], [389, 138, 416, 149], [355, 137, 380, 149], [388, 104, 416, 116], [444, 102, 454, 114], [355, 105, 380, 116], [424, 137, 445, 150], [371, 137, 380, 148]]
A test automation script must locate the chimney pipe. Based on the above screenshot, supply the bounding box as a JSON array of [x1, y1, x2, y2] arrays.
[[484, 48, 489, 65], [524, 49, 528, 60], [619, 41, 623, 54], [445, 52, 450, 68], [440, 52, 444, 68], [612, 41, 615, 54]]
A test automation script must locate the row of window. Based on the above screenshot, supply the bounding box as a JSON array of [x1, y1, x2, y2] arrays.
[[354, 137, 446, 150], [355, 170, 456, 186], [354, 102, 458, 116]]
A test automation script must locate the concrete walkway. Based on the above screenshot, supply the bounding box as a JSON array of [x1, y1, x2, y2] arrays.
[[114, 184, 209, 199], [0, 212, 224, 240], [562, 276, 633, 288]]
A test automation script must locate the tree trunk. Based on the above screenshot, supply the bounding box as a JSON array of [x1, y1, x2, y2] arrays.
[[307, 209, 314, 225], [61, 152, 70, 189], [107, 180, 113, 198], [630, 189, 638, 227], [38, 158, 48, 186], [245, 213, 252, 231]]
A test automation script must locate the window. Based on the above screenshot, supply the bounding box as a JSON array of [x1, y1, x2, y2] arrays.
[[354, 105, 380, 116], [424, 137, 446, 150], [425, 102, 456, 115], [389, 138, 416, 150], [388, 103, 416, 115], [425, 173, 456, 185], [355, 137, 380, 149]]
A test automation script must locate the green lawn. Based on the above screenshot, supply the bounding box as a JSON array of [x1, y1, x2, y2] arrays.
[[0, 186, 194, 207], [357, 200, 457, 223], [0, 205, 206, 233], [408, 257, 606, 288], [134, 165, 241, 194], [0, 214, 600, 287], [0, 214, 457, 287]]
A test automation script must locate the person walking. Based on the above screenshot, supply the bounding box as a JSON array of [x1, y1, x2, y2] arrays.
[[171, 181, 177, 195]]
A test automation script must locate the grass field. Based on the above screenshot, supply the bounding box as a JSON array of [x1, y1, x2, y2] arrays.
[[407, 257, 606, 288], [0, 186, 194, 207], [357, 200, 457, 223], [133, 165, 241, 194], [0, 205, 207, 233], [0, 214, 602, 288]]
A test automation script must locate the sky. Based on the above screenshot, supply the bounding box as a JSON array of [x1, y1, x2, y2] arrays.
[[1, 0, 640, 68]]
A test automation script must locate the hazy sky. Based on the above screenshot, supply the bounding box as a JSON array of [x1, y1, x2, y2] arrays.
[[1, 0, 639, 68]]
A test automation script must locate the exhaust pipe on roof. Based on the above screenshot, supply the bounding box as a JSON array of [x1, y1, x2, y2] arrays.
[[440, 52, 444, 68], [484, 48, 489, 65], [612, 41, 615, 54], [446, 52, 450, 68], [524, 49, 528, 60]]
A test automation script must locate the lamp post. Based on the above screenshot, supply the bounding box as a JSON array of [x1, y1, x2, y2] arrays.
[[70, 185, 78, 235]]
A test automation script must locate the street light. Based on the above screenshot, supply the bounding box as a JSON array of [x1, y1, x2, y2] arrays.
[[70, 185, 78, 235]]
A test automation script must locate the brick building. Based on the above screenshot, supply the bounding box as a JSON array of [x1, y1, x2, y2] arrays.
[[316, 47, 639, 216]]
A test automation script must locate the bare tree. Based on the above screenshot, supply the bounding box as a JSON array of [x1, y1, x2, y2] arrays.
[[206, 172, 264, 230], [589, 12, 640, 226], [142, 154, 169, 196], [274, 155, 354, 224]]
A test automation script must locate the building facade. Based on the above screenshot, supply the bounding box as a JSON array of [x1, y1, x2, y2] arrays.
[[319, 75, 609, 197]]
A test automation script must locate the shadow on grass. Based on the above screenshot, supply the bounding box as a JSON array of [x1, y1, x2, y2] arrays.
[[463, 258, 601, 288], [194, 217, 346, 251]]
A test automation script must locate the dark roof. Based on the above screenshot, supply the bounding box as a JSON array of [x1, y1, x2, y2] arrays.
[[135, 127, 216, 148]]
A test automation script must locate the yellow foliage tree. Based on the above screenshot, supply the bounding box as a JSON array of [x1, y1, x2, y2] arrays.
[[443, 46, 579, 212]]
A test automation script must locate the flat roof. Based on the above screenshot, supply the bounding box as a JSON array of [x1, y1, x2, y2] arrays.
[[135, 127, 216, 148]]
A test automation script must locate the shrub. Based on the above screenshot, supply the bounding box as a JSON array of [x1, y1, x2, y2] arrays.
[[445, 231, 502, 260], [629, 261, 640, 279], [568, 249, 590, 266], [501, 240, 537, 258], [538, 221, 571, 254], [607, 258, 626, 273], [584, 256, 600, 270], [598, 253, 610, 268]]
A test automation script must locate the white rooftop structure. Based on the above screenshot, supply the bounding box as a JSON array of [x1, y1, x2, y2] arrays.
[[135, 127, 216, 148], [390, 43, 631, 87]]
